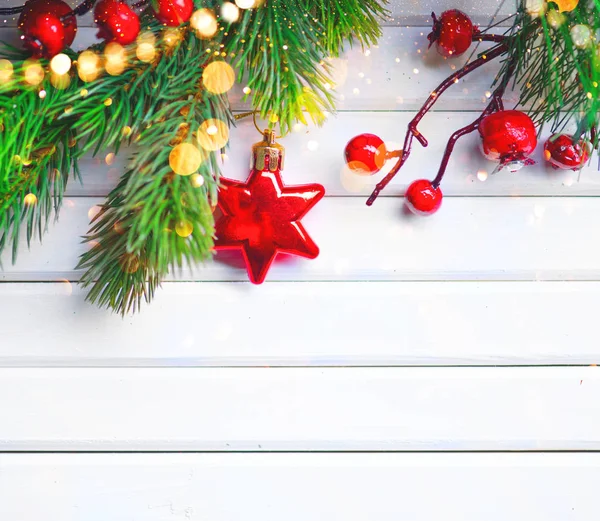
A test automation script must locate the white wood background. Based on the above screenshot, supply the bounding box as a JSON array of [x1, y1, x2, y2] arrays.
[[2, 1, 599, 518]]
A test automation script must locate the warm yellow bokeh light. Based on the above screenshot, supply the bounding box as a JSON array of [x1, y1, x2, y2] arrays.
[[102, 42, 127, 75], [221, 2, 240, 22], [202, 61, 235, 94], [175, 220, 194, 238], [191, 8, 218, 39], [0, 59, 14, 83], [170, 143, 204, 176], [51, 72, 71, 89], [78, 50, 100, 82], [50, 53, 72, 76], [24, 193, 38, 206], [197, 119, 229, 151], [23, 60, 44, 86], [137, 42, 156, 63]]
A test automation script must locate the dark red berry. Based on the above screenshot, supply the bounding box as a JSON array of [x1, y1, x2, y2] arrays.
[[152, 0, 194, 26], [428, 10, 475, 58], [405, 179, 443, 216], [95, 0, 141, 45], [344, 133, 387, 175], [544, 134, 590, 171], [479, 110, 537, 166], [18, 0, 77, 58]]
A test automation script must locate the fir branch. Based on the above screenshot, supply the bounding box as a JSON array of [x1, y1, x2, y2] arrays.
[[226, 0, 336, 133], [76, 30, 230, 314], [302, 0, 389, 56]]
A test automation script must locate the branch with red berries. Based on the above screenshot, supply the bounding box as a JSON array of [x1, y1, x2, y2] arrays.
[[345, 1, 598, 216]]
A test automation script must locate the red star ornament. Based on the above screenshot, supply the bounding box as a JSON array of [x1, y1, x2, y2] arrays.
[[214, 131, 325, 284]]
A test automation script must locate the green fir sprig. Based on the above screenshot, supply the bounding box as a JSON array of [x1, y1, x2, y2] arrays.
[[0, 0, 388, 313]]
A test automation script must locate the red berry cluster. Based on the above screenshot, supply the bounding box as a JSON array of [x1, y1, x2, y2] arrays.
[[343, 9, 592, 217], [18, 0, 195, 58], [345, 111, 589, 216]]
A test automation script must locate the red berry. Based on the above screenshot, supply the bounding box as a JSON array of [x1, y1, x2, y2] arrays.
[[152, 0, 194, 26], [95, 0, 141, 45], [405, 179, 443, 216], [18, 0, 77, 58], [479, 110, 537, 166], [544, 134, 590, 171], [344, 133, 387, 175], [428, 10, 474, 58]]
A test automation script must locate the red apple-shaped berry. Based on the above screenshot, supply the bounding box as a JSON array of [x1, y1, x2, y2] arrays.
[[405, 179, 443, 216], [18, 0, 77, 58], [344, 133, 387, 175], [95, 0, 141, 45], [428, 10, 475, 58], [479, 110, 537, 166], [544, 134, 590, 171], [152, 0, 194, 26]]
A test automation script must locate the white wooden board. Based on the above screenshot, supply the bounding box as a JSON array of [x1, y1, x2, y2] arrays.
[[69, 111, 598, 198], [0, 453, 597, 521], [1, 26, 512, 111], [2, 196, 600, 282], [1, 281, 599, 366], [1, 367, 599, 450]]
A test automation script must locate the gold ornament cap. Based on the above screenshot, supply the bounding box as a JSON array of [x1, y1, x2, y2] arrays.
[[252, 129, 285, 172]]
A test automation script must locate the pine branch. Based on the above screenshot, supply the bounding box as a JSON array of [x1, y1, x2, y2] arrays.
[[302, 0, 389, 56], [76, 29, 230, 314]]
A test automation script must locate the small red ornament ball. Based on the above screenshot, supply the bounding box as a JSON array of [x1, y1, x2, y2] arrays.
[[95, 0, 141, 45], [544, 134, 590, 171], [428, 10, 475, 58], [152, 0, 194, 26], [344, 133, 387, 175], [405, 179, 443, 216], [18, 0, 77, 58], [478, 110, 537, 165]]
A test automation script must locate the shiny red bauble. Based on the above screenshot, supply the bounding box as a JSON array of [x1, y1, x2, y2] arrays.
[[344, 133, 387, 175], [94, 0, 140, 45], [428, 9, 475, 58], [544, 134, 590, 171], [478, 110, 537, 169], [152, 0, 194, 26], [405, 179, 443, 216], [18, 0, 77, 58]]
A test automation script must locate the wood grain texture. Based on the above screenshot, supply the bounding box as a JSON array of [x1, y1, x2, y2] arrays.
[[1, 367, 599, 451], [68, 111, 595, 198], [2, 196, 600, 282], [0, 453, 597, 521], [0, 26, 509, 111], [1, 281, 599, 366]]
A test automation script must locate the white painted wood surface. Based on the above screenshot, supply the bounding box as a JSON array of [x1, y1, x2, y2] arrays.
[[2, 367, 599, 450], [1, 2, 598, 517], [0, 453, 597, 521], [1, 281, 598, 366]]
